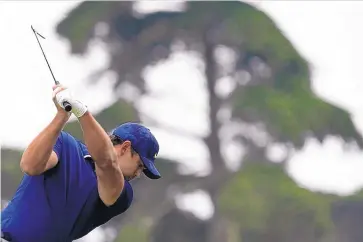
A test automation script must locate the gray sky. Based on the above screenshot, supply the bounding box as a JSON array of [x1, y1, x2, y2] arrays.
[[2, 2, 363, 239]]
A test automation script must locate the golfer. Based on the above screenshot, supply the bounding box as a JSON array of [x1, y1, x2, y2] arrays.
[[1, 85, 161, 242]]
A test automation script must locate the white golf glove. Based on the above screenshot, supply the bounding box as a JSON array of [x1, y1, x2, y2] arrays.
[[54, 87, 72, 109], [55, 87, 88, 118], [69, 99, 88, 118]]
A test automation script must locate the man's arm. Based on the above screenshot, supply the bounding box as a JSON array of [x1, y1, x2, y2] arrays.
[[20, 112, 69, 175], [78, 111, 125, 206], [21, 85, 71, 175]]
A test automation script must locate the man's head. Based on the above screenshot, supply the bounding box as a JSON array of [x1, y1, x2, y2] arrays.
[[109, 122, 161, 181]]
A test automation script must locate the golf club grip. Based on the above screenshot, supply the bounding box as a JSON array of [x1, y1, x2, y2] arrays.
[[63, 101, 72, 112]]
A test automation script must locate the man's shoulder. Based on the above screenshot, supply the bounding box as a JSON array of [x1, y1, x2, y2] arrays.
[[59, 131, 80, 143], [59, 131, 89, 153], [56, 131, 78, 147]]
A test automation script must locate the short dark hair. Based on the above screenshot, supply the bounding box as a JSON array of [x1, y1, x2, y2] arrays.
[[109, 134, 123, 146], [109, 134, 137, 155]]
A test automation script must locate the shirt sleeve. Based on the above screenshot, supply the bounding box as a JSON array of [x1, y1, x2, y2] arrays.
[[105, 180, 134, 213], [118, 180, 134, 211], [46, 131, 78, 174]]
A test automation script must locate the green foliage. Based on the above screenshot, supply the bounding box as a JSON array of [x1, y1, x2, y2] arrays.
[[222, 1, 305, 63], [57, 2, 122, 54], [54, 1, 363, 241], [233, 83, 362, 146], [233, 85, 331, 143], [56, 1, 363, 148], [115, 223, 149, 242], [95, 99, 139, 130], [218, 163, 335, 232], [1, 149, 23, 175], [64, 99, 139, 141], [218, 163, 363, 241], [1, 149, 24, 199], [219, 2, 362, 147]]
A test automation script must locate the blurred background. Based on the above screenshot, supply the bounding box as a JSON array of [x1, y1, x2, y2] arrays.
[[2, 1, 363, 242]]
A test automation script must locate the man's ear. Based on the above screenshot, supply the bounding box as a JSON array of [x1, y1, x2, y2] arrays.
[[120, 140, 132, 155]]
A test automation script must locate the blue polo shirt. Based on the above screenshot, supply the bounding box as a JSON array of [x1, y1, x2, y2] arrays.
[[1, 131, 133, 242]]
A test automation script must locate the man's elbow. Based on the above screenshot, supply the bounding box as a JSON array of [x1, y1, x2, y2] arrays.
[[20, 160, 43, 176], [101, 196, 118, 207]]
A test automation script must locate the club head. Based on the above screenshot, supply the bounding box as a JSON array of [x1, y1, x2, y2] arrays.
[[31, 25, 45, 39]]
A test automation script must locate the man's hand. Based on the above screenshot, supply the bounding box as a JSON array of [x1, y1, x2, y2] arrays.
[[52, 85, 72, 119], [69, 99, 88, 118], [52, 84, 88, 118]]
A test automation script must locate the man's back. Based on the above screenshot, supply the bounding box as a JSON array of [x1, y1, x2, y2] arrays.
[[1, 132, 133, 242]]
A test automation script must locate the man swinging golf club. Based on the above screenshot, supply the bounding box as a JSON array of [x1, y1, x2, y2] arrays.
[[1, 84, 161, 242]]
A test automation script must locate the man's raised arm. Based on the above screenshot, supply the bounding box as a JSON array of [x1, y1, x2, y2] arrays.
[[20, 86, 71, 175], [61, 88, 125, 206]]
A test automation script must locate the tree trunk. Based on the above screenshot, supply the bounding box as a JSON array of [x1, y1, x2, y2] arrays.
[[203, 28, 230, 242]]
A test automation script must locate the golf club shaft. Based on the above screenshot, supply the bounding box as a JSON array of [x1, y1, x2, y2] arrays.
[[31, 26, 72, 112]]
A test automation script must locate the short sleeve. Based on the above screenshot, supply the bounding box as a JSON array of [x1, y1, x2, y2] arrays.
[[118, 180, 134, 210], [71, 180, 134, 239], [45, 131, 81, 175], [106, 180, 134, 212]]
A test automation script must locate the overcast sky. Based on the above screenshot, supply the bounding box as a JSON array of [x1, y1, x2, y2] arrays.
[[2, 2, 363, 238]]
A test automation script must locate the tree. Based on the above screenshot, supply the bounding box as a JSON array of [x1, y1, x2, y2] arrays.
[[219, 162, 336, 242], [1, 148, 24, 202], [55, 1, 363, 241]]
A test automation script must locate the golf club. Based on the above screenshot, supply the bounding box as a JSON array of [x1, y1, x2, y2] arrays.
[[31, 25, 72, 112]]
